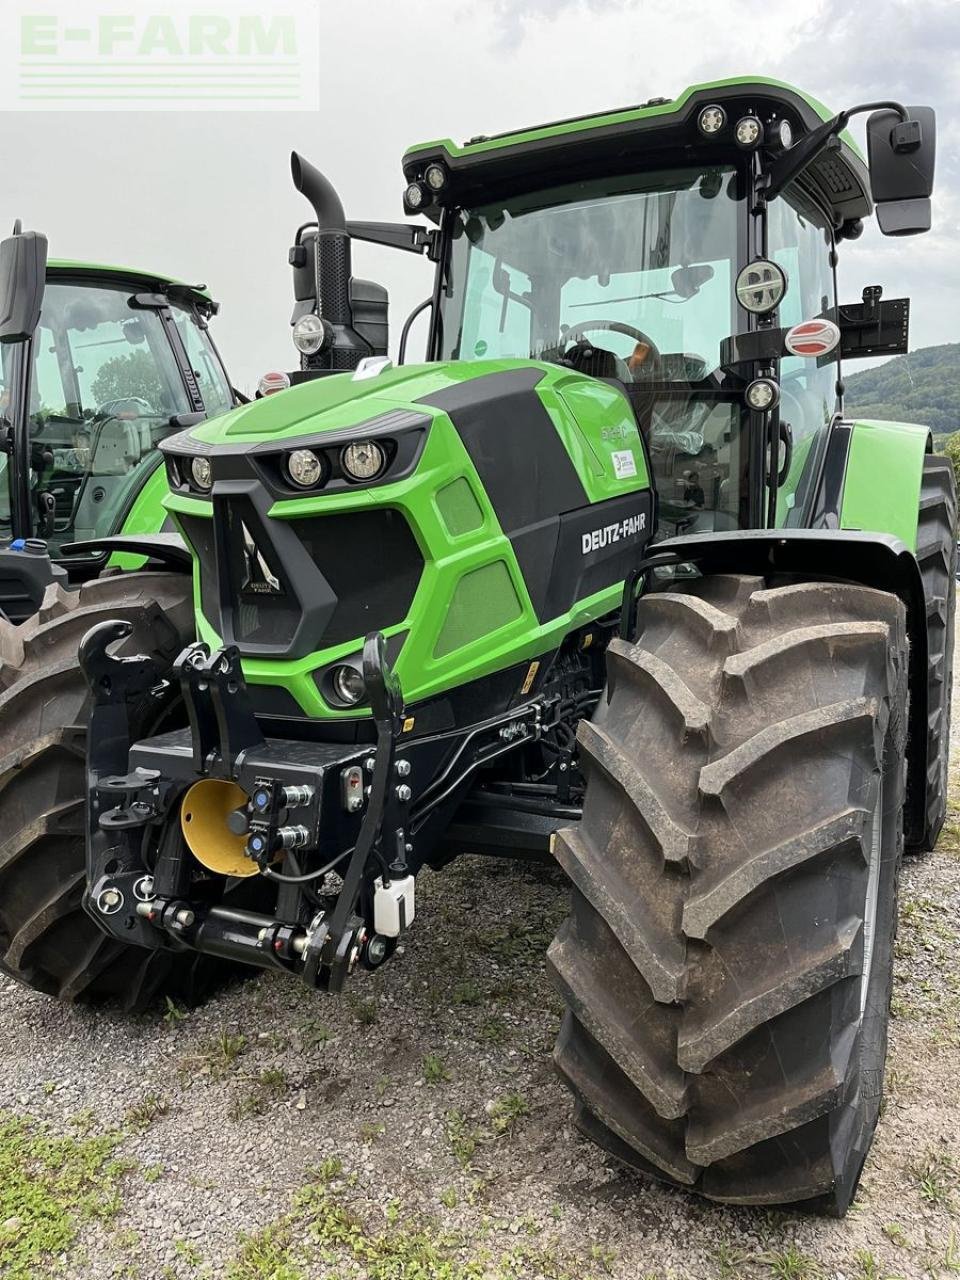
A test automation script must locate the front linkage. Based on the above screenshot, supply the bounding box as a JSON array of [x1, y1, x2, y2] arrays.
[[79, 623, 545, 992]]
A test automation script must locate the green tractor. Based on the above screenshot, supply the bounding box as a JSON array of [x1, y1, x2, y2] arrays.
[[0, 231, 239, 1000], [0, 78, 953, 1216]]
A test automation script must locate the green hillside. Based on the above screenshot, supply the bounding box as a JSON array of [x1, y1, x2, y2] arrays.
[[844, 343, 960, 437]]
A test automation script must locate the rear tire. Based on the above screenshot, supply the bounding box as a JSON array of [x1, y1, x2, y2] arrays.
[[548, 574, 908, 1213], [909, 454, 957, 852], [0, 572, 231, 1011]]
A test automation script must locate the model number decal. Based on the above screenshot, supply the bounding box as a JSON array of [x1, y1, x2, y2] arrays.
[[581, 511, 647, 555]]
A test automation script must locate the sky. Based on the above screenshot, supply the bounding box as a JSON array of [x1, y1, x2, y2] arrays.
[[1, 0, 956, 393]]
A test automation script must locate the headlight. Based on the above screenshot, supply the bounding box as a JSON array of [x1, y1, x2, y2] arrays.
[[292, 314, 326, 356], [191, 457, 213, 490], [341, 440, 386, 482], [735, 259, 787, 315], [331, 664, 366, 705], [285, 448, 325, 489], [404, 181, 428, 211]]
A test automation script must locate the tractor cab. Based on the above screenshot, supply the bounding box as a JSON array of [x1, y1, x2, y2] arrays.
[[0, 227, 235, 609], [395, 80, 935, 541]]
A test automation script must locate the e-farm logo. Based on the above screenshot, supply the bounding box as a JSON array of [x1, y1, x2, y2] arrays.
[[0, 3, 319, 110]]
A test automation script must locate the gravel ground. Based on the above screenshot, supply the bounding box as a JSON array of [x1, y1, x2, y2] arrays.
[[2, 656, 960, 1280]]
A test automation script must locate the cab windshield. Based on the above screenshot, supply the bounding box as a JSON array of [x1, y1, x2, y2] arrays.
[[440, 166, 741, 383], [1, 281, 232, 552]]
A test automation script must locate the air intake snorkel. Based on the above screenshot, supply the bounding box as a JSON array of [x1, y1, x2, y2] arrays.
[[289, 151, 386, 374]]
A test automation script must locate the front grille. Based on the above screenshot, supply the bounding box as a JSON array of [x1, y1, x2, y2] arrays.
[[291, 509, 421, 647], [179, 501, 423, 660]]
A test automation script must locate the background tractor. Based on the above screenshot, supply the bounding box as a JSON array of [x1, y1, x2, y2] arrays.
[[0, 228, 239, 1004], [0, 78, 954, 1216]]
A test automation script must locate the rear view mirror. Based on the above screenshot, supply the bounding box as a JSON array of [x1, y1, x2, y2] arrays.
[[672, 263, 715, 299], [867, 105, 936, 236], [0, 223, 47, 342]]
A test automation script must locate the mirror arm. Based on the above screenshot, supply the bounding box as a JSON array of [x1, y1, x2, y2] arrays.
[[763, 101, 910, 204], [345, 220, 437, 256]]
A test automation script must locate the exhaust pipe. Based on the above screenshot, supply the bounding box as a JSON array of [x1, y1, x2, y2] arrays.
[[291, 151, 352, 329]]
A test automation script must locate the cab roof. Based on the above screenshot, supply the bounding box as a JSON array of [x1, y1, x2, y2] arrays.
[[46, 259, 216, 309], [403, 76, 872, 230]]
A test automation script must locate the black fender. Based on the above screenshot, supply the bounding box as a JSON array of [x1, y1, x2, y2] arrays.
[[59, 532, 193, 573], [645, 529, 929, 848]]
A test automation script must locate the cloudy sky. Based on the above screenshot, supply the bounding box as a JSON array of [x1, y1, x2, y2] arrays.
[[1, 0, 955, 392]]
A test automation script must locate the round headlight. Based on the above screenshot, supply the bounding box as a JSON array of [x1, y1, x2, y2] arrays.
[[735, 115, 762, 147], [292, 313, 326, 356], [332, 664, 366, 706], [404, 180, 427, 211], [191, 457, 213, 490], [286, 448, 325, 488], [424, 162, 447, 191], [341, 440, 386, 482], [735, 259, 787, 315], [698, 104, 726, 135], [745, 378, 780, 412]]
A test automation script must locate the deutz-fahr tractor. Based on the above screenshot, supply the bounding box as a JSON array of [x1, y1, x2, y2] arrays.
[[0, 78, 953, 1216], [0, 226, 237, 618]]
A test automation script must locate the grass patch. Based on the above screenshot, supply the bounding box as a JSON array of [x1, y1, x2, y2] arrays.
[[760, 1246, 822, 1279], [180, 1030, 247, 1080], [910, 1145, 958, 1208], [0, 1111, 128, 1280], [230, 1068, 289, 1121], [124, 1092, 169, 1132], [423, 1053, 451, 1085]]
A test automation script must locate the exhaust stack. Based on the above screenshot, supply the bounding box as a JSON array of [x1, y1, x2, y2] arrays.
[[291, 151, 352, 330]]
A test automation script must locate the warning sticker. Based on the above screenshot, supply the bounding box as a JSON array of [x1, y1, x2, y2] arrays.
[[611, 449, 637, 479]]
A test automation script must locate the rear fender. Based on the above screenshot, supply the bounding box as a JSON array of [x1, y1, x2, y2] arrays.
[[646, 529, 928, 846]]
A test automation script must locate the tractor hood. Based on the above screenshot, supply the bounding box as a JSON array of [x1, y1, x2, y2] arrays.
[[160, 359, 654, 718], [182, 360, 547, 446]]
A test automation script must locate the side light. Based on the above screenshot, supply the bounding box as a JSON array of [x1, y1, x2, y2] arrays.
[[745, 378, 781, 412], [735, 259, 788, 314], [258, 370, 291, 397], [698, 104, 726, 135]]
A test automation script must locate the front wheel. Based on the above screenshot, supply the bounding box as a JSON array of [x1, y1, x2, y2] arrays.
[[0, 572, 234, 1011], [548, 574, 908, 1213]]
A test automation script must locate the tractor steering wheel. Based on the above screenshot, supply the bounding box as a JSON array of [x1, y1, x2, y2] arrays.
[[559, 320, 662, 382]]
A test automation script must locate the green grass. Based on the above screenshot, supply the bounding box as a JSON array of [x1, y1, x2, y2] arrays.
[[909, 1146, 958, 1208], [0, 1111, 129, 1280], [423, 1053, 451, 1085], [124, 1092, 169, 1132], [760, 1246, 822, 1279], [488, 1092, 530, 1135], [230, 1068, 289, 1121]]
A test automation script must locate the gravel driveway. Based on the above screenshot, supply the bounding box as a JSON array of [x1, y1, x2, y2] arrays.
[[2, 649, 959, 1280]]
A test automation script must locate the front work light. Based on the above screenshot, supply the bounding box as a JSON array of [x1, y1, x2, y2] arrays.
[[332, 664, 366, 705], [341, 440, 386, 481], [404, 181, 428, 211], [293, 313, 327, 355], [191, 457, 213, 490], [735, 115, 762, 147], [698, 105, 726, 135], [424, 162, 448, 191], [745, 378, 781, 412], [286, 448, 325, 488], [735, 259, 787, 314]]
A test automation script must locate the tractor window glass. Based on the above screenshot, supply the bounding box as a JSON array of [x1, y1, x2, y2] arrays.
[[170, 304, 234, 419], [25, 282, 191, 554], [442, 166, 741, 383], [767, 192, 838, 526]]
